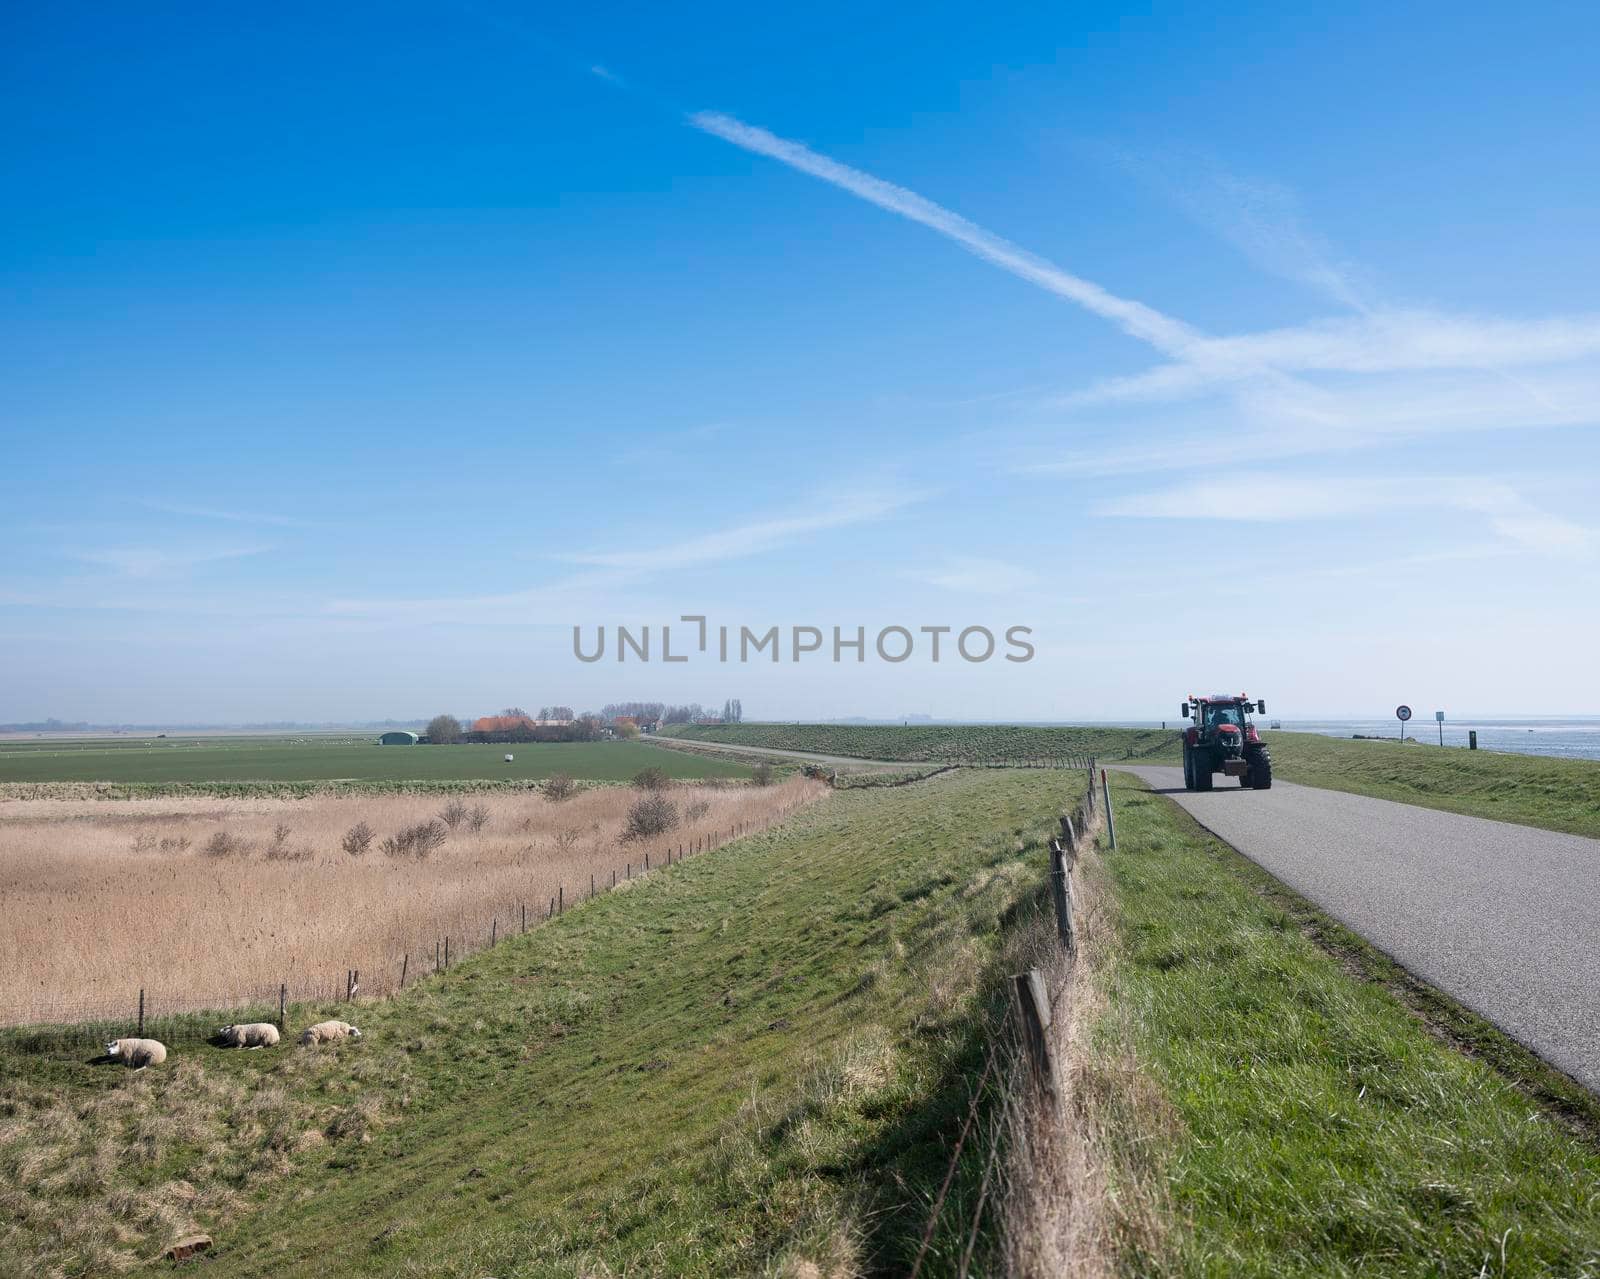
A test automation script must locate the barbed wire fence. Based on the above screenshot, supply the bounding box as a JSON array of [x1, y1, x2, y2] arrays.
[[907, 761, 1110, 1277]]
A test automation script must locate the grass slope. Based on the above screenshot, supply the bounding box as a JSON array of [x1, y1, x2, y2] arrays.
[[2, 770, 1066, 1277], [1254, 731, 1600, 839], [1101, 772, 1600, 1277], [0, 738, 748, 785], [664, 723, 1600, 839], [660, 722, 1172, 764]]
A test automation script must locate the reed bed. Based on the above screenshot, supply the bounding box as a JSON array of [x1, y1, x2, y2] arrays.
[[0, 777, 825, 1026]]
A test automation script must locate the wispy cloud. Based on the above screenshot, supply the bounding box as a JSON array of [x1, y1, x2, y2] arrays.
[[72, 545, 274, 578], [692, 111, 1600, 477], [690, 111, 1200, 355], [325, 488, 928, 622], [614, 422, 730, 466], [1112, 149, 1371, 310], [1095, 474, 1595, 557], [144, 501, 313, 528], [910, 555, 1040, 595], [561, 489, 926, 572]]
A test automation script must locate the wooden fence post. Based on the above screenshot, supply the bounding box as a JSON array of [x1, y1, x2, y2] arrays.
[[491, 917, 498, 947], [1059, 812, 1077, 857], [1049, 842, 1074, 954], [278, 982, 286, 1029], [1013, 969, 1059, 1107], [435, 938, 441, 972], [591, 873, 596, 898], [400, 955, 408, 990], [137, 988, 145, 1037], [559, 885, 564, 914], [522, 902, 527, 934], [445, 936, 450, 968], [1102, 770, 1117, 851]]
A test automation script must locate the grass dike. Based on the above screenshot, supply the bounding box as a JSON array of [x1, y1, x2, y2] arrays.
[[1093, 771, 1600, 1277], [1, 769, 1078, 1276]]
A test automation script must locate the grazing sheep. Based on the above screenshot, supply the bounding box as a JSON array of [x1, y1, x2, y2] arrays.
[[299, 1020, 362, 1046], [105, 1037, 167, 1069], [217, 1022, 281, 1049]]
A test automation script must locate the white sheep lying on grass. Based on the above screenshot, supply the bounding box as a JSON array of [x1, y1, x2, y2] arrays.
[[299, 1020, 362, 1046], [105, 1037, 167, 1069], [217, 1022, 280, 1049]]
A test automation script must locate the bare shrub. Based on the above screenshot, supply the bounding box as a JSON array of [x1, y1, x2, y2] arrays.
[[439, 799, 469, 830], [159, 835, 191, 853], [624, 794, 678, 841], [684, 799, 711, 822], [131, 832, 157, 853], [632, 767, 670, 792], [752, 762, 775, 787], [382, 819, 447, 858], [544, 773, 576, 801], [466, 803, 491, 833], [203, 830, 248, 858], [554, 828, 583, 855], [341, 821, 375, 856]]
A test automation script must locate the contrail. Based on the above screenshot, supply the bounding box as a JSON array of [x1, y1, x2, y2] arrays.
[[689, 111, 1201, 357]]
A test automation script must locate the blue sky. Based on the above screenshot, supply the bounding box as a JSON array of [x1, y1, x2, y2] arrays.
[[4, 1, 1598, 722]]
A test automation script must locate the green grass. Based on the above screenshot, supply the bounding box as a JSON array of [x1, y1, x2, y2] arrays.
[[0, 736, 749, 785], [1100, 772, 1600, 1277], [664, 722, 1600, 839], [1251, 731, 1600, 839], [1, 770, 1064, 1276], [660, 721, 1172, 763]]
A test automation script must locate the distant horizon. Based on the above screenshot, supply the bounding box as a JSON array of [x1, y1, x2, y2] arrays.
[[7, 711, 1600, 735]]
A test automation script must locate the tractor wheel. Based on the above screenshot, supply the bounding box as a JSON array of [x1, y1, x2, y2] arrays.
[[1195, 755, 1214, 791], [1249, 748, 1273, 790], [1182, 745, 1195, 790]]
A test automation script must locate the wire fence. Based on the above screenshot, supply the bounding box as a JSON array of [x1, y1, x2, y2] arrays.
[[1, 798, 813, 1053], [907, 763, 1107, 1277]]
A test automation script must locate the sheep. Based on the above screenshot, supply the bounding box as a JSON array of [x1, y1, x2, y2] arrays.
[[105, 1037, 167, 1069], [299, 1020, 362, 1046], [217, 1022, 281, 1049]]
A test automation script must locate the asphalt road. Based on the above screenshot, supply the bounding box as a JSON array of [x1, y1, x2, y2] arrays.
[[1123, 765, 1600, 1092]]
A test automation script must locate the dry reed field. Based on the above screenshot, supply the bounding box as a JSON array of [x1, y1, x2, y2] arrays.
[[0, 777, 826, 1026]]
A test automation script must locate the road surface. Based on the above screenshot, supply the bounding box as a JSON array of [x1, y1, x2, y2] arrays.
[[1123, 765, 1600, 1092]]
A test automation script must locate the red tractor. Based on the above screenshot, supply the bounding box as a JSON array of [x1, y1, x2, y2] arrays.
[[1180, 694, 1272, 791]]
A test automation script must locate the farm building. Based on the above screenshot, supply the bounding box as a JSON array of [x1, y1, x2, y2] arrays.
[[377, 730, 419, 745]]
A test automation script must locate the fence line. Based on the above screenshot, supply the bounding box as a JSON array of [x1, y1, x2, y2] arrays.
[[908, 761, 1106, 1274], [2, 791, 815, 1049]]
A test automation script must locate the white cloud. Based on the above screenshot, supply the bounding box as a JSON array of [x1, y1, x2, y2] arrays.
[[72, 545, 273, 578], [1094, 474, 1595, 557], [143, 501, 312, 528], [559, 489, 926, 572], [911, 555, 1040, 595], [691, 112, 1600, 480], [690, 111, 1200, 355]]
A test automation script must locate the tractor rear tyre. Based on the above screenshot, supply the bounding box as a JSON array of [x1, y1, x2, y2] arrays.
[[1195, 756, 1214, 791]]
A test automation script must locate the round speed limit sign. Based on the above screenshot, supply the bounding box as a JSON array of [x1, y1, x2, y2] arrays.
[[1396, 705, 1413, 722]]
